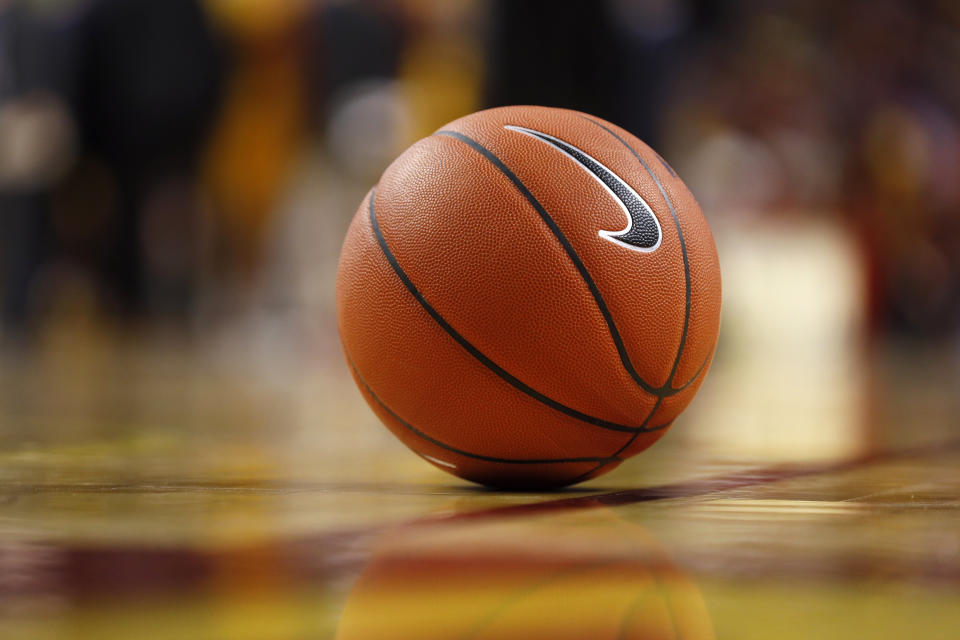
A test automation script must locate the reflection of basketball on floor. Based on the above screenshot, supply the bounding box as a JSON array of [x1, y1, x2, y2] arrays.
[[335, 510, 715, 640], [337, 105, 721, 488]]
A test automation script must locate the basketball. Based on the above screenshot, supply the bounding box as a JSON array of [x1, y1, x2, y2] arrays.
[[337, 105, 721, 488]]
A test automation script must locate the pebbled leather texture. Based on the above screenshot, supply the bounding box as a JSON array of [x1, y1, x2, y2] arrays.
[[336, 106, 722, 488]]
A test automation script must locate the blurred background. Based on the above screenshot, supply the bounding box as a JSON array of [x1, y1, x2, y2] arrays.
[[2, 0, 958, 338], [1, 2, 960, 638], [2, 0, 958, 455], [0, 0, 958, 456]]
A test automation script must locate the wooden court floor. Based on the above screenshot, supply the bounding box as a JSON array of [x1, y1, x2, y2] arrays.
[[0, 332, 958, 639]]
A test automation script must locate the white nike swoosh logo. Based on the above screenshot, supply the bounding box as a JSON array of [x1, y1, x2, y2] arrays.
[[505, 125, 662, 253]]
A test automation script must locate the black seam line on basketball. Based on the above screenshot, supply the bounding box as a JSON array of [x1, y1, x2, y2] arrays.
[[345, 350, 619, 465], [435, 129, 687, 398], [567, 399, 666, 485], [653, 150, 677, 177], [505, 125, 661, 251], [367, 189, 663, 435], [581, 118, 697, 393], [671, 343, 714, 393], [572, 120, 685, 479]]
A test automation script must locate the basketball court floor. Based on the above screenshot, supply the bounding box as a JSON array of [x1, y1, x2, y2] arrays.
[[1, 317, 957, 639]]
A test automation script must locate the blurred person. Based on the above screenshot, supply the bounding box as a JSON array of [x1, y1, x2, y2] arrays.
[[201, 0, 311, 297], [484, 0, 720, 148], [216, 0, 413, 358], [60, 0, 225, 320], [311, 0, 480, 169], [484, 1, 624, 131], [304, 0, 413, 178], [0, 0, 75, 339], [828, 1, 960, 339], [653, 0, 960, 342], [846, 100, 960, 339], [306, 0, 407, 127], [667, 10, 842, 214], [396, 0, 482, 140]]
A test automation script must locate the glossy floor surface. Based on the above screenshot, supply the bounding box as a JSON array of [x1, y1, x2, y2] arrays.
[[1, 330, 958, 639]]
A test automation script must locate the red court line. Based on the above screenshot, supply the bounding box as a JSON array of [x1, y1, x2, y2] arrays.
[[407, 438, 960, 528], [3, 439, 958, 601]]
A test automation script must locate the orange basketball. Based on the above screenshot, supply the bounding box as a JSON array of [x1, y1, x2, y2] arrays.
[[337, 106, 721, 488]]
